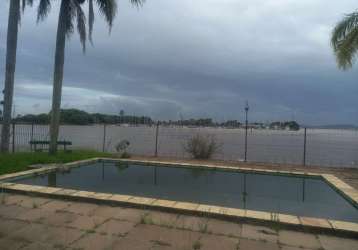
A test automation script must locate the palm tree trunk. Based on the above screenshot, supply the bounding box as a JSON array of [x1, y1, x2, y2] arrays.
[[1, 0, 20, 153], [49, 0, 67, 155]]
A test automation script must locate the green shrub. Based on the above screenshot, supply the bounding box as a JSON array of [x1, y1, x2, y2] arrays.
[[184, 134, 221, 159]]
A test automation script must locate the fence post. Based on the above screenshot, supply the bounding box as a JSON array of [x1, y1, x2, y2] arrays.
[[154, 121, 159, 157], [102, 123, 107, 153], [303, 128, 307, 166], [244, 123, 248, 162], [30, 122, 34, 151], [244, 101, 249, 162], [12, 121, 15, 153]]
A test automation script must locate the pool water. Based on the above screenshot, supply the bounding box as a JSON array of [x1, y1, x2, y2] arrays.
[[12, 162, 358, 222]]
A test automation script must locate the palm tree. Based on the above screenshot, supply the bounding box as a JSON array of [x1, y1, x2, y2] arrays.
[[331, 11, 358, 70], [36, 0, 144, 154], [1, 0, 34, 153]]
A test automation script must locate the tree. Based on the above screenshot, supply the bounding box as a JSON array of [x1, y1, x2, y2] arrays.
[[331, 12, 358, 70], [37, 0, 144, 154], [1, 0, 34, 153]]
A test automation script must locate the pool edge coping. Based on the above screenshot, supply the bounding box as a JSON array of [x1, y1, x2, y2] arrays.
[[1, 157, 358, 237]]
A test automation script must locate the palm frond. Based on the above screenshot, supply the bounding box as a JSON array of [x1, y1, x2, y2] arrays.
[[331, 12, 358, 69], [17, 0, 22, 25], [88, 0, 94, 44], [130, 0, 145, 8], [95, 0, 117, 30], [37, 0, 51, 22], [22, 0, 33, 13], [334, 28, 358, 70], [64, 0, 77, 37], [74, 1, 87, 52]]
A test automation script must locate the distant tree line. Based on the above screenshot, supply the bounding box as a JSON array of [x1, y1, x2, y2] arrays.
[[9, 108, 300, 130], [12, 109, 153, 125]]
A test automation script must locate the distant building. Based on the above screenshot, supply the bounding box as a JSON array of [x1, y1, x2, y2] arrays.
[[269, 121, 300, 131]]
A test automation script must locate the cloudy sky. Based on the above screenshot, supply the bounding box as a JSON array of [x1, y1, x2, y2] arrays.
[[0, 0, 357, 125]]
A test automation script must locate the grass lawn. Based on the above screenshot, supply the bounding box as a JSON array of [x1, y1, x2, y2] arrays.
[[0, 150, 115, 175]]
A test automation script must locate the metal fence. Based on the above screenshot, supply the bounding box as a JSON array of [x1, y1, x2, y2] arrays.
[[1, 122, 358, 168]]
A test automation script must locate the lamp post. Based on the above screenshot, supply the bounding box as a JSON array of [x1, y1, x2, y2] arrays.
[[244, 101, 249, 162]]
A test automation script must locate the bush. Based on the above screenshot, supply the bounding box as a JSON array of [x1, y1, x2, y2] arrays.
[[184, 134, 221, 159], [115, 140, 130, 152], [115, 140, 131, 158]]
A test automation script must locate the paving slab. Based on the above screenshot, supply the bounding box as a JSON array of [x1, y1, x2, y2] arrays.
[[0, 237, 30, 250], [0, 218, 29, 238], [0, 204, 30, 219], [96, 218, 136, 236], [0, 194, 29, 206], [176, 215, 209, 232], [37, 225, 84, 247], [111, 235, 153, 250], [17, 208, 78, 227], [88, 205, 124, 220], [113, 207, 146, 223], [39, 200, 72, 212], [20, 241, 58, 250], [199, 234, 239, 250], [238, 238, 280, 250], [68, 215, 107, 231], [0, 193, 357, 250], [147, 211, 180, 228], [206, 218, 242, 237], [299, 217, 332, 229], [174, 202, 199, 211], [53, 188, 78, 196], [280, 245, 310, 250], [17, 196, 52, 209], [241, 224, 278, 243], [125, 224, 201, 249], [62, 202, 99, 216], [10, 222, 84, 247], [279, 230, 322, 249], [278, 214, 300, 225], [329, 220, 358, 233], [152, 199, 177, 208], [68, 232, 120, 250], [9, 223, 56, 244], [318, 234, 358, 250], [41, 210, 79, 227], [16, 208, 53, 222]]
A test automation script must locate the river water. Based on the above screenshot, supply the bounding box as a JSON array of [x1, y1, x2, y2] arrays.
[[7, 124, 358, 168]]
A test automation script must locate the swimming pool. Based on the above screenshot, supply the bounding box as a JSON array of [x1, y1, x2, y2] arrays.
[[9, 161, 358, 223]]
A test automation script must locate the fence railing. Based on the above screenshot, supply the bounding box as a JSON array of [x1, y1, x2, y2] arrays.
[[1, 122, 358, 168]]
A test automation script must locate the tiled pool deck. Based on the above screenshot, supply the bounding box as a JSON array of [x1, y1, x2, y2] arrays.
[[1, 193, 358, 250], [0, 157, 358, 249]]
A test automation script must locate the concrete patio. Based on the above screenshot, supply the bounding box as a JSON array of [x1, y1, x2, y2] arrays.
[[0, 193, 357, 250]]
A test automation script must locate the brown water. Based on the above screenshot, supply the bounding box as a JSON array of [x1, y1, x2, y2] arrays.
[[7, 124, 358, 167]]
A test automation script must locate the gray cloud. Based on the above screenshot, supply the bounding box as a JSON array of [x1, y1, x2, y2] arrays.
[[0, 0, 357, 124]]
